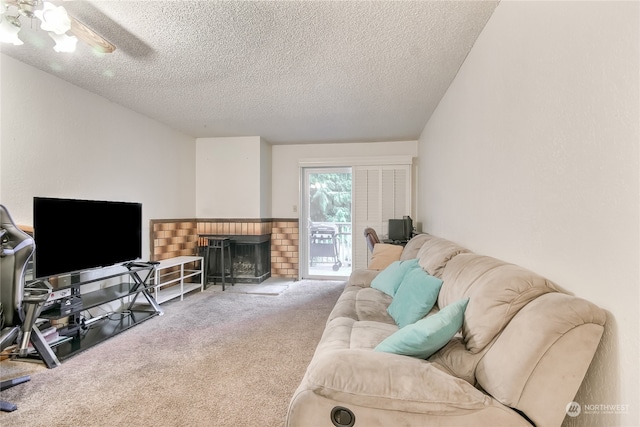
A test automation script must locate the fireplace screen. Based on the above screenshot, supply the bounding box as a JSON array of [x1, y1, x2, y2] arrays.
[[200, 234, 271, 284], [233, 238, 271, 283]]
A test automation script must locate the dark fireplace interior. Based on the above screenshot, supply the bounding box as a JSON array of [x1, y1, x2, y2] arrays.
[[232, 237, 271, 283], [202, 234, 271, 284]]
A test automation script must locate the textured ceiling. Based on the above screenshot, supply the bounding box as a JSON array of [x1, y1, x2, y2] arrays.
[[1, 1, 499, 144]]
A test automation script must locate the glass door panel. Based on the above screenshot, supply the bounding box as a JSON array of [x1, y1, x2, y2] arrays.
[[301, 167, 352, 279]]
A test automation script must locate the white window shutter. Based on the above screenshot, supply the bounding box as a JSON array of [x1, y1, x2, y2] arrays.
[[352, 165, 411, 270], [353, 167, 380, 270]]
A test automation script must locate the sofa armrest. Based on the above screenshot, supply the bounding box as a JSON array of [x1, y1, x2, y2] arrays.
[[305, 349, 490, 414], [476, 292, 606, 427], [346, 269, 380, 288]]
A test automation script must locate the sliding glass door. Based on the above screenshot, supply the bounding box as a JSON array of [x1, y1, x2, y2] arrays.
[[300, 167, 352, 279]]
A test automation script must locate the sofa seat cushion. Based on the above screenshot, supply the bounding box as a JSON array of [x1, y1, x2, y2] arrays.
[[350, 321, 398, 349], [327, 286, 395, 329], [327, 269, 384, 323], [355, 288, 395, 324], [428, 338, 483, 386], [314, 317, 358, 354], [328, 284, 364, 322], [317, 317, 397, 355], [306, 348, 493, 414], [439, 253, 560, 353]]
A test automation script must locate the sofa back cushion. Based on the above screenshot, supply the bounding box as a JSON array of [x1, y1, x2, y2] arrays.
[[416, 236, 469, 278], [439, 253, 559, 353], [399, 234, 431, 260]]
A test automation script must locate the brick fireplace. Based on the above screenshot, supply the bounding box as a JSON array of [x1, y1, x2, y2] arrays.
[[150, 218, 299, 281]]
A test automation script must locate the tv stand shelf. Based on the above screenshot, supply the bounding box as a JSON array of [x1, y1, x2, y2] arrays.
[[40, 282, 153, 319], [53, 309, 157, 361], [32, 262, 163, 367]]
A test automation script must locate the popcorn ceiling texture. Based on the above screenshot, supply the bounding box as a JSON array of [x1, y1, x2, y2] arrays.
[[1, 1, 498, 143]]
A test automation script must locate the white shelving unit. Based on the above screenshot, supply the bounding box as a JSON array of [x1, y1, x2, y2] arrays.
[[151, 256, 204, 304]]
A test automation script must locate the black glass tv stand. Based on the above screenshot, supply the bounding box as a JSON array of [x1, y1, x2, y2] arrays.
[[32, 261, 162, 367]]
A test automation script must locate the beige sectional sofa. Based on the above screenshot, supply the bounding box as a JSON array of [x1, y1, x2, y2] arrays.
[[286, 234, 606, 427]]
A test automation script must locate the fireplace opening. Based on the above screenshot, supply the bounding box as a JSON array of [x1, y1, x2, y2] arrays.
[[233, 237, 271, 283], [201, 234, 271, 284]]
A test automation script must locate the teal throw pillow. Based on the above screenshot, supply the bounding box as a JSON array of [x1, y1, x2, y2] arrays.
[[370, 258, 419, 297], [375, 297, 470, 359], [387, 268, 443, 328]]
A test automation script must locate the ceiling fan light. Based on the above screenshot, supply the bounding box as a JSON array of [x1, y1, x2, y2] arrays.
[[0, 14, 23, 45], [48, 31, 77, 53], [16, 0, 37, 18], [35, 2, 71, 35]]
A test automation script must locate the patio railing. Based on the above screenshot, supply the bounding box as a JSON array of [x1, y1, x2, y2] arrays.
[[335, 222, 352, 267], [308, 222, 352, 267]]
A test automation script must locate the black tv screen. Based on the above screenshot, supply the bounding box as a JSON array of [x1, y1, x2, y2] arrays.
[[33, 197, 142, 279]]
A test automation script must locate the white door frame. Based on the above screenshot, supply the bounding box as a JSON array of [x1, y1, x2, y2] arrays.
[[297, 156, 414, 280], [300, 166, 352, 280]]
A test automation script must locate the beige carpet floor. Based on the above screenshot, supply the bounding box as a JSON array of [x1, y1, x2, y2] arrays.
[[0, 279, 345, 427]]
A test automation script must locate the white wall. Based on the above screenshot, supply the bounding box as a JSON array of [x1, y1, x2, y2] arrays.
[[271, 141, 418, 218], [0, 54, 196, 260], [260, 137, 273, 218], [195, 136, 272, 218], [418, 1, 639, 426]]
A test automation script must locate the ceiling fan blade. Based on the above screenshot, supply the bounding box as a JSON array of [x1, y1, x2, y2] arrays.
[[70, 16, 116, 54]]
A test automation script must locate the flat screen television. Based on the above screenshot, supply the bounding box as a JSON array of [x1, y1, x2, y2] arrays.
[[33, 197, 142, 279]]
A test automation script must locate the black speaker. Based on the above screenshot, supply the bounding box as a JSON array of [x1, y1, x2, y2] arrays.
[[331, 406, 355, 427]]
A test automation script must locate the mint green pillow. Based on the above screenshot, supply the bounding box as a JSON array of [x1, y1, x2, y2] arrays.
[[375, 298, 470, 359], [370, 258, 419, 297], [387, 268, 443, 328]]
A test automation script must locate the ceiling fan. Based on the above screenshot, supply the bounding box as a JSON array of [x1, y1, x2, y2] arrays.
[[0, 0, 115, 53]]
